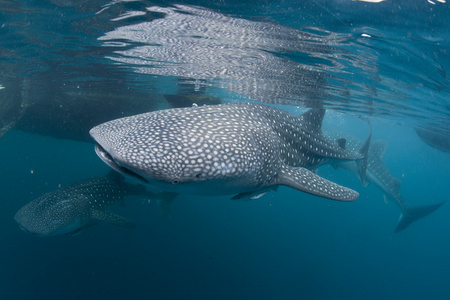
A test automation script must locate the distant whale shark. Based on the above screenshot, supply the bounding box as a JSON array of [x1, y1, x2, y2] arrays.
[[415, 127, 450, 153], [328, 132, 445, 232], [90, 102, 370, 202], [14, 172, 173, 237]]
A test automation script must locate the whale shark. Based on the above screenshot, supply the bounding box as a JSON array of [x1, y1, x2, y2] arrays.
[[328, 132, 445, 232], [415, 126, 450, 153], [90, 102, 370, 202], [14, 172, 174, 237]]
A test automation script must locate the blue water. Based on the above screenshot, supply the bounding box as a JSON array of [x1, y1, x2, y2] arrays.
[[1, 0, 450, 299]]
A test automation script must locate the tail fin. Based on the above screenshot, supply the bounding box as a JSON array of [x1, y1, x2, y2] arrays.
[[395, 202, 445, 232], [357, 120, 372, 185]]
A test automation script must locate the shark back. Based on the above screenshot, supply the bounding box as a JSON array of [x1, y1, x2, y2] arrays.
[[365, 140, 403, 201]]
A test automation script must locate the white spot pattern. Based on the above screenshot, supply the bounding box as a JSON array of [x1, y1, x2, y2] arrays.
[[90, 102, 361, 200]]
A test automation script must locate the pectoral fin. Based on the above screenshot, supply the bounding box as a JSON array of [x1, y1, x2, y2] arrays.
[[92, 210, 137, 229], [156, 192, 178, 219], [231, 188, 274, 201], [275, 165, 359, 201]]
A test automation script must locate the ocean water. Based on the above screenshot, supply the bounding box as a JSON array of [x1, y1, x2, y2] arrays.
[[1, 0, 449, 299]]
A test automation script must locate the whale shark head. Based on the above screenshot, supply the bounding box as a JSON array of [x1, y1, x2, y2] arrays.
[[90, 104, 279, 195], [14, 195, 91, 237], [14, 173, 139, 237]]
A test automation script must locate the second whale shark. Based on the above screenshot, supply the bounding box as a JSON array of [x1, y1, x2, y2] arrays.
[[90, 102, 370, 202], [327, 131, 445, 232], [14, 172, 175, 237]]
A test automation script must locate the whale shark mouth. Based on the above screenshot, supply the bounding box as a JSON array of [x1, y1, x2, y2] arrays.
[[94, 143, 148, 184]]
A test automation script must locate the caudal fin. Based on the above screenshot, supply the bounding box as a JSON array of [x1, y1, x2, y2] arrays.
[[395, 202, 445, 232]]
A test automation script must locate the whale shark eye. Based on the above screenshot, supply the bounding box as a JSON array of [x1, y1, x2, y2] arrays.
[[172, 179, 180, 184], [195, 173, 202, 179]]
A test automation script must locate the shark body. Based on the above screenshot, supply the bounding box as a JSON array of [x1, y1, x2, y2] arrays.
[[415, 127, 450, 153], [90, 102, 370, 202], [329, 132, 445, 232], [14, 172, 163, 236]]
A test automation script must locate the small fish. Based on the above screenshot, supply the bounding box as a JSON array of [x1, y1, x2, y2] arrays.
[[14, 172, 174, 237], [90, 102, 371, 202]]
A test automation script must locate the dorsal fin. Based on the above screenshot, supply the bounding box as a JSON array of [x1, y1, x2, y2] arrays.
[[300, 108, 325, 132], [357, 121, 372, 185]]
